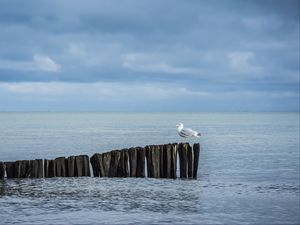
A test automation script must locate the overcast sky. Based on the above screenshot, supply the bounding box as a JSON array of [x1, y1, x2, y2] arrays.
[[0, 0, 299, 111]]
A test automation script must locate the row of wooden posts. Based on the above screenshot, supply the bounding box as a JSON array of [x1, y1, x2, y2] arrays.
[[0, 143, 200, 180]]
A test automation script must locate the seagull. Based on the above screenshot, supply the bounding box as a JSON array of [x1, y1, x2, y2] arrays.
[[176, 123, 201, 138]]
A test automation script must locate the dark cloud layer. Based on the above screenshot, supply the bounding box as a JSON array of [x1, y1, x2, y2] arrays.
[[0, 0, 299, 111]]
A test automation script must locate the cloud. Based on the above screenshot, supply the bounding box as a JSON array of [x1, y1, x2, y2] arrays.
[[0, 82, 298, 111], [0, 82, 207, 100], [242, 17, 283, 31], [32, 54, 61, 72], [227, 51, 263, 74], [0, 0, 298, 111], [122, 53, 203, 75], [0, 54, 61, 72]]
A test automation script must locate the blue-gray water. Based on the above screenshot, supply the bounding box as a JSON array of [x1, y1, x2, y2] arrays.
[[0, 112, 299, 225]]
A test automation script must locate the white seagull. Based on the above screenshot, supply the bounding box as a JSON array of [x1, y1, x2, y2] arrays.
[[176, 123, 201, 138]]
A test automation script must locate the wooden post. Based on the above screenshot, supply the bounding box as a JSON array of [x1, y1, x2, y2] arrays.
[[136, 147, 145, 178], [30, 159, 43, 178], [160, 145, 166, 178], [55, 157, 67, 177], [128, 148, 137, 177], [44, 159, 56, 178], [145, 145, 160, 178], [170, 143, 177, 179], [187, 144, 193, 178], [49, 160, 56, 177], [145, 146, 152, 177], [97, 154, 105, 177], [75, 156, 83, 177], [92, 151, 127, 178], [37, 159, 43, 178], [15, 161, 22, 178], [116, 149, 128, 177], [30, 160, 37, 178], [44, 159, 50, 178], [24, 160, 31, 178], [193, 143, 200, 179], [122, 149, 129, 177], [15, 160, 30, 178], [152, 145, 160, 178], [67, 156, 75, 177], [178, 143, 188, 178], [90, 153, 101, 177], [75, 155, 90, 177], [44, 159, 48, 178], [5, 162, 15, 178], [162, 144, 172, 178], [0, 162, 5, 179], [108, 150, 121, 177], [82, 155, 90, 176], [102, 152, 111, 177]]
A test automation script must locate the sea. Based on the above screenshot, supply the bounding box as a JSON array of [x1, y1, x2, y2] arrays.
[[0, 112, 299, 225]]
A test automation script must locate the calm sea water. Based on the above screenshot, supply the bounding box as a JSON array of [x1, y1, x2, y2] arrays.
[[0, 112, 299, 224]]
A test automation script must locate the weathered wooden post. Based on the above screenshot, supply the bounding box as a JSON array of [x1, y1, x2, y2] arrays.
[[145, 145, 160, 178], [30, 159, 43, 178], [90, 153, 101, 177], [67, 156, 75, 177], [91, 150, 128, 178], [75, 155, 90, 177], [55, 157, 67, 177], [193, 143, 200, 179], [187, 144, 193, 178], [170, 143, 177, 179], [75, 156, 83, 177], [145, 146, 152, 177], [82, 155, 91, 176], [160, 143, 177, 179], [160, 145, 166, 178], [15, 160, 30, 178], [0, 162, 5, 179], [116, 149, 129, 177], [136, 147, 145, 177], [23, 160, 31, 178], [122, 149, 129, 177], [145, 145, 154, 177], [108, 151, 121, 177], [44, 159, 56, 178], [161, 144, 171, 178], [129, 147, 137, 177], [14, 161, 23, 178], [153, 145, 161, 178], [178, 143, 188, 178], [109, 150, 128, 177], [5, 162, 15, 178], [102, 152, 112, 177], [44, 159, 49, 178]]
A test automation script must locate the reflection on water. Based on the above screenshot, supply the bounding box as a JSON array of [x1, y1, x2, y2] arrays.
[[0, 177, 299, 224]]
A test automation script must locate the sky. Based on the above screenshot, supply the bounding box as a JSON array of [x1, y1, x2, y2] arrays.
[[0, 0, 299, 112]]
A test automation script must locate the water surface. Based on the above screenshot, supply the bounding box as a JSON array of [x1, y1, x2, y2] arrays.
[[0, 113, 299, 224]]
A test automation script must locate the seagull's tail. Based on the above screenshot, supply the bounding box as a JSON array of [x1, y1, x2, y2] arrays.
[[196, 132, 201, 137]]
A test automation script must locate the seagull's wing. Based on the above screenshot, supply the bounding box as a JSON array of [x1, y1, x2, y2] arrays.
[[180, 128, 198, 137], [179, 130, 189, 138]]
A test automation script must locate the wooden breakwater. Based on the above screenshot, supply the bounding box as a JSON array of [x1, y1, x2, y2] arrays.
[[0, 143, 200, 180]]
